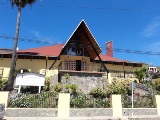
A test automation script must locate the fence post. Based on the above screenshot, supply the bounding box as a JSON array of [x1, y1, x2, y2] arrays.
[[110, 94, 122, 117], [153, 95, 160, 115], [58, 93, 70, 118], [0, 91, 10, 110], [108, 73, 112, 84]]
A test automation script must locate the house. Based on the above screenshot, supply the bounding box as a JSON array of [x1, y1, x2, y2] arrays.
[[0, 20, 143, 92]]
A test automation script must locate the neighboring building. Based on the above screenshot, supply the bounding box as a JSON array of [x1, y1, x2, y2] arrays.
[[0, 20, 144, 92], [148, 66, 158, 73]]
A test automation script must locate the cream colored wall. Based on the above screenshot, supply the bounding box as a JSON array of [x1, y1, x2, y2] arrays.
[[0, 58, 11, 79], [0, 58, 11, 68], [105, 64, 138, 72], [0, 91, 9, 110], [0, 58, 60, 78], [0, 57, 142, 80], [2, 68, 10, 79], [16, 59, 46, 73], [106, 64, 140, 83]]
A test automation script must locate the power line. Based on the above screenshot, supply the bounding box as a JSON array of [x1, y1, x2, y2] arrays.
[[0, 35, 60, 45], [0, 34, 159, 56], [1, 2, 160, 12]]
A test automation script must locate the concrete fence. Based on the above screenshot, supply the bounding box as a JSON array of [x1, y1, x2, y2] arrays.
[[0, 92, 160, 117]]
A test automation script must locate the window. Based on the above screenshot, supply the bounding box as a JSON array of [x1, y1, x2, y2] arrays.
[[64, 60, 86, 71]]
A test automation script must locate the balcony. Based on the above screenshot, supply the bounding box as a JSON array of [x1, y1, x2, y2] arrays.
[[58, 61, 107, 74]]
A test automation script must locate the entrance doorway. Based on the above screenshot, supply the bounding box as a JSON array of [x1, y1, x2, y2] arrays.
[[76, 60, 81, 71]]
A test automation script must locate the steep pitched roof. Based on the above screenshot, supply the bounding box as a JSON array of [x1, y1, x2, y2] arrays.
[[61, 20, 102, 59]]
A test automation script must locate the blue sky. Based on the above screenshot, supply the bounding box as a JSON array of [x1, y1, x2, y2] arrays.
[[0, 0, 160, 66]]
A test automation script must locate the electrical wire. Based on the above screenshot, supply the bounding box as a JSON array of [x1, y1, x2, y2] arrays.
[[0, 34, 159, 56], [1, 2, 160, 12]]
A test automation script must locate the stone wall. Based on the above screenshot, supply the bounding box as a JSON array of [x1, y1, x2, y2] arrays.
[[70, 108, 112, 117], [60, 72, 107, 93], [6, 108, 157, 117], [6, 108, 58, 117], [122, 108, 158, 116], [50, 74, 58, 86]]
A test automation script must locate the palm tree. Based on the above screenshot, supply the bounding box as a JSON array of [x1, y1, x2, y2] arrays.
[[6, 0, 37, 91]]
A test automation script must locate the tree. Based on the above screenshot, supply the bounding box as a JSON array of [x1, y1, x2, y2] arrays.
[[6, 0, 37, 91], [134, 66, 148, 83]]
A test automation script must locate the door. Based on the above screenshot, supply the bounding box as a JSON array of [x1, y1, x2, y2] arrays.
[[76, 60, 81, 71]]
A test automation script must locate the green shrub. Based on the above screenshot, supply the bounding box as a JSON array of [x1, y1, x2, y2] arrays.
[[43, 77, 51, 91], [64, 84, 70, 93], [152, 79, 160, 94], [107, 78, 132, 97], [64, 73, 70, 81], [93, 98, 110, 108], [0, 79, 7, 90], [122, 95, 132, 108], [70, 93, 87, 108], [134, 94, 154, 108], [8, 91, 58, 108], [64, 84, 78, 94], [69, 84, 78, 93], [90, 87, 106, 98], [53, 83, 63, 92]]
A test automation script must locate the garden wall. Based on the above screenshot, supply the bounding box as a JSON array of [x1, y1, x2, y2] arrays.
[[6, 108, 157, 117], [60, 72, 107, 93]]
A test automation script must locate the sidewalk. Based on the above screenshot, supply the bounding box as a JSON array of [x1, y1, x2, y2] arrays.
[[3, 115, 160, 120]]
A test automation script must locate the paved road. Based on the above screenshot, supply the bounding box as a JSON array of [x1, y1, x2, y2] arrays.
[[2, 116, 160, 120]]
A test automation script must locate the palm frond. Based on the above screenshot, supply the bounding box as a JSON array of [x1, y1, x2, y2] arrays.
[[11, 0, 37, 8]]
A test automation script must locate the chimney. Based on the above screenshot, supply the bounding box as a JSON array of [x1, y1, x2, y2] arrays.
[[106, 41, 113, 57]]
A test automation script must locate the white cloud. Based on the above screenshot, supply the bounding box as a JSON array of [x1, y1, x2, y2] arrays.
[[143, 16, 160, 37]]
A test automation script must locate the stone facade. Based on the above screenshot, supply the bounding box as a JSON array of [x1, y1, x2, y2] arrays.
[[6, 108, 158, 117], [59, 72, 108, 93], [6, 108, 58, 117], [122, 108, 158, 116]]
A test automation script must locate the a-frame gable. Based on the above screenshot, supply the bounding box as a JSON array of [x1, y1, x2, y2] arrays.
[[61, 20, 102, 60], [50, 20, 107, 71]]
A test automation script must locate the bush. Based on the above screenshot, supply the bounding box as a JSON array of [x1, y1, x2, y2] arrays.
[[70, 92, 87, 108], [107, 78, 132, 97], [8, 91, 58, 108], [90, 87, 106, 98], [43, 77, 51, 91], [93, 98, 110, 108], [69, 84, 78, 93], [0, 79, 7, 90], [152, 79, 160, 94], [52, 83, 63, 93]]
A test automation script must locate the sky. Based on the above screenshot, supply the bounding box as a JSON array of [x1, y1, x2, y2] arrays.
[[0, 0, 160, 66]]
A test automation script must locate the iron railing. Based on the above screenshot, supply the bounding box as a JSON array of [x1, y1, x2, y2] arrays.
[[122, 94, 154, 108], [8, 92, 58, 108]]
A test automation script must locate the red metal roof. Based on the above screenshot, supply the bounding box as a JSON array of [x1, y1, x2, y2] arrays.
[[95, 54, 128, 62], [1, 44, 131, 62], [17, 44, 64, 57]]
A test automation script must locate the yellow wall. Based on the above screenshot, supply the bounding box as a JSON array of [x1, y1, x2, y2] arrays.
[[0, 56, 142, 81], [105, 64, 138, 72], [0, 58, 59, 79]]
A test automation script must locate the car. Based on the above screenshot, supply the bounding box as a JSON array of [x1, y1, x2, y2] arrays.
[[0, 104, 5, 119]]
